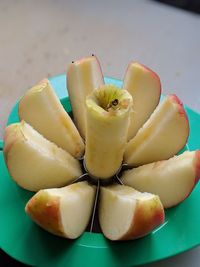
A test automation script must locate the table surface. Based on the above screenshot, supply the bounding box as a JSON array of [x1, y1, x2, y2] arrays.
[[0, 0, 200, 266]]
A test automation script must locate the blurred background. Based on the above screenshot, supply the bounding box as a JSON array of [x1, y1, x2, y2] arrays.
[[0, 0, 200, 266], [1, 0, 200, 139], [0, 0, 200, 136]]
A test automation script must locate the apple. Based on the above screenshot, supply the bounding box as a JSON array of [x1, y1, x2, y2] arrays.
[[99, 184, 164, 240], [4, 121, 82, 191], [18, 79, 84, 158], [25, 181, 96, 239], [124, 94, 189, 166], [124, 62, 161, 140], [67, 55, 104, 139], [121, 150, 200, 208]]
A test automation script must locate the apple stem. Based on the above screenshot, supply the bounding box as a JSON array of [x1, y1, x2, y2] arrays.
[[90, 179, 100, 232]]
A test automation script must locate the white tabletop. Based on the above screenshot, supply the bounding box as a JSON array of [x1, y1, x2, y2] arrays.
[[0, 0, 200, 266]]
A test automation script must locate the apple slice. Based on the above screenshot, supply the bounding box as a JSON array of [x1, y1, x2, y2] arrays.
[[99, 184, 164, 241], [124, 95, 189, 166], [124, 62, 161, 140], [4, 121, 82, 191], [67, 55, 104, 139], [25, 181, 96, 239], [122, 151, 200, 208], [18, 79, 84, 158]]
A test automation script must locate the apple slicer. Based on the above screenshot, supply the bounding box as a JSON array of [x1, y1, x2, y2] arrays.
[[73, 156, 130, 233]]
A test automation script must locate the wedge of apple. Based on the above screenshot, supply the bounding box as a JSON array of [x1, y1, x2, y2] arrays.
[[124, 94, 189, 166], [18, 79, 84, 158], [122, 151, 200, 208], [25, 181, 96, 239], [124, 62, 161, 140], [67, 55, 104, 139], [4, 121, 82, 191], [99, 184, 164, 241]]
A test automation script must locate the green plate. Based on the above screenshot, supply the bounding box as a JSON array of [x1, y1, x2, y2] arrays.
[[0, 75, 200, 267]]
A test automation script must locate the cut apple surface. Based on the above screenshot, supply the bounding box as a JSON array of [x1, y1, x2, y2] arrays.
[[4, 121, 82, 191], [99, 184, 164, 240], [124, 62, 161, 140], [124, 94, 189, 166], [18, 79, 84, 158], [85, 85, 133, 179], [25, 182, 96, 239], [122, 151, 200, 208], [67, 55, 104, 139]]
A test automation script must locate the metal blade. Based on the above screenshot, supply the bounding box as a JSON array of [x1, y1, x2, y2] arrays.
[[90, 179, 100, 232]]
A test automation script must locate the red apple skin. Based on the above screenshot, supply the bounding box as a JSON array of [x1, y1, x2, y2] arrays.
[[139, 63, 161, 87], [120, 197, 165, 240], [172, 150, 200, 206], [3, 124, 19, 161], [169, 94, 190, 147], [124, 93, 190, 167], [123, 151, 200, 209], [124, 61, 161, 94], [166, 150, 200, 208], [25, 191, 64, 237], [4, 125, 15, 155], [169, 94, 189, 120], [4, 127, 29, 189], [124, 62, 162, 141], [160, 150, 200, 208]]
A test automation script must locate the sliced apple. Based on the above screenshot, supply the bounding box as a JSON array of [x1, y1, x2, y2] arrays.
[[124, 62, 161, 140], [122, 151, 200, 208], [99, 184, 164, 241], [18, 79, 84, 158], [25, 181, 96, 239], [124, 95, 189, 166], [4, 121, 82, 191], [67, 55, 104, 139]]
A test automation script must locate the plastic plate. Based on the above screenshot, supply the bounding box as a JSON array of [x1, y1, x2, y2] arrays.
[[0, 75, 200, 267]]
